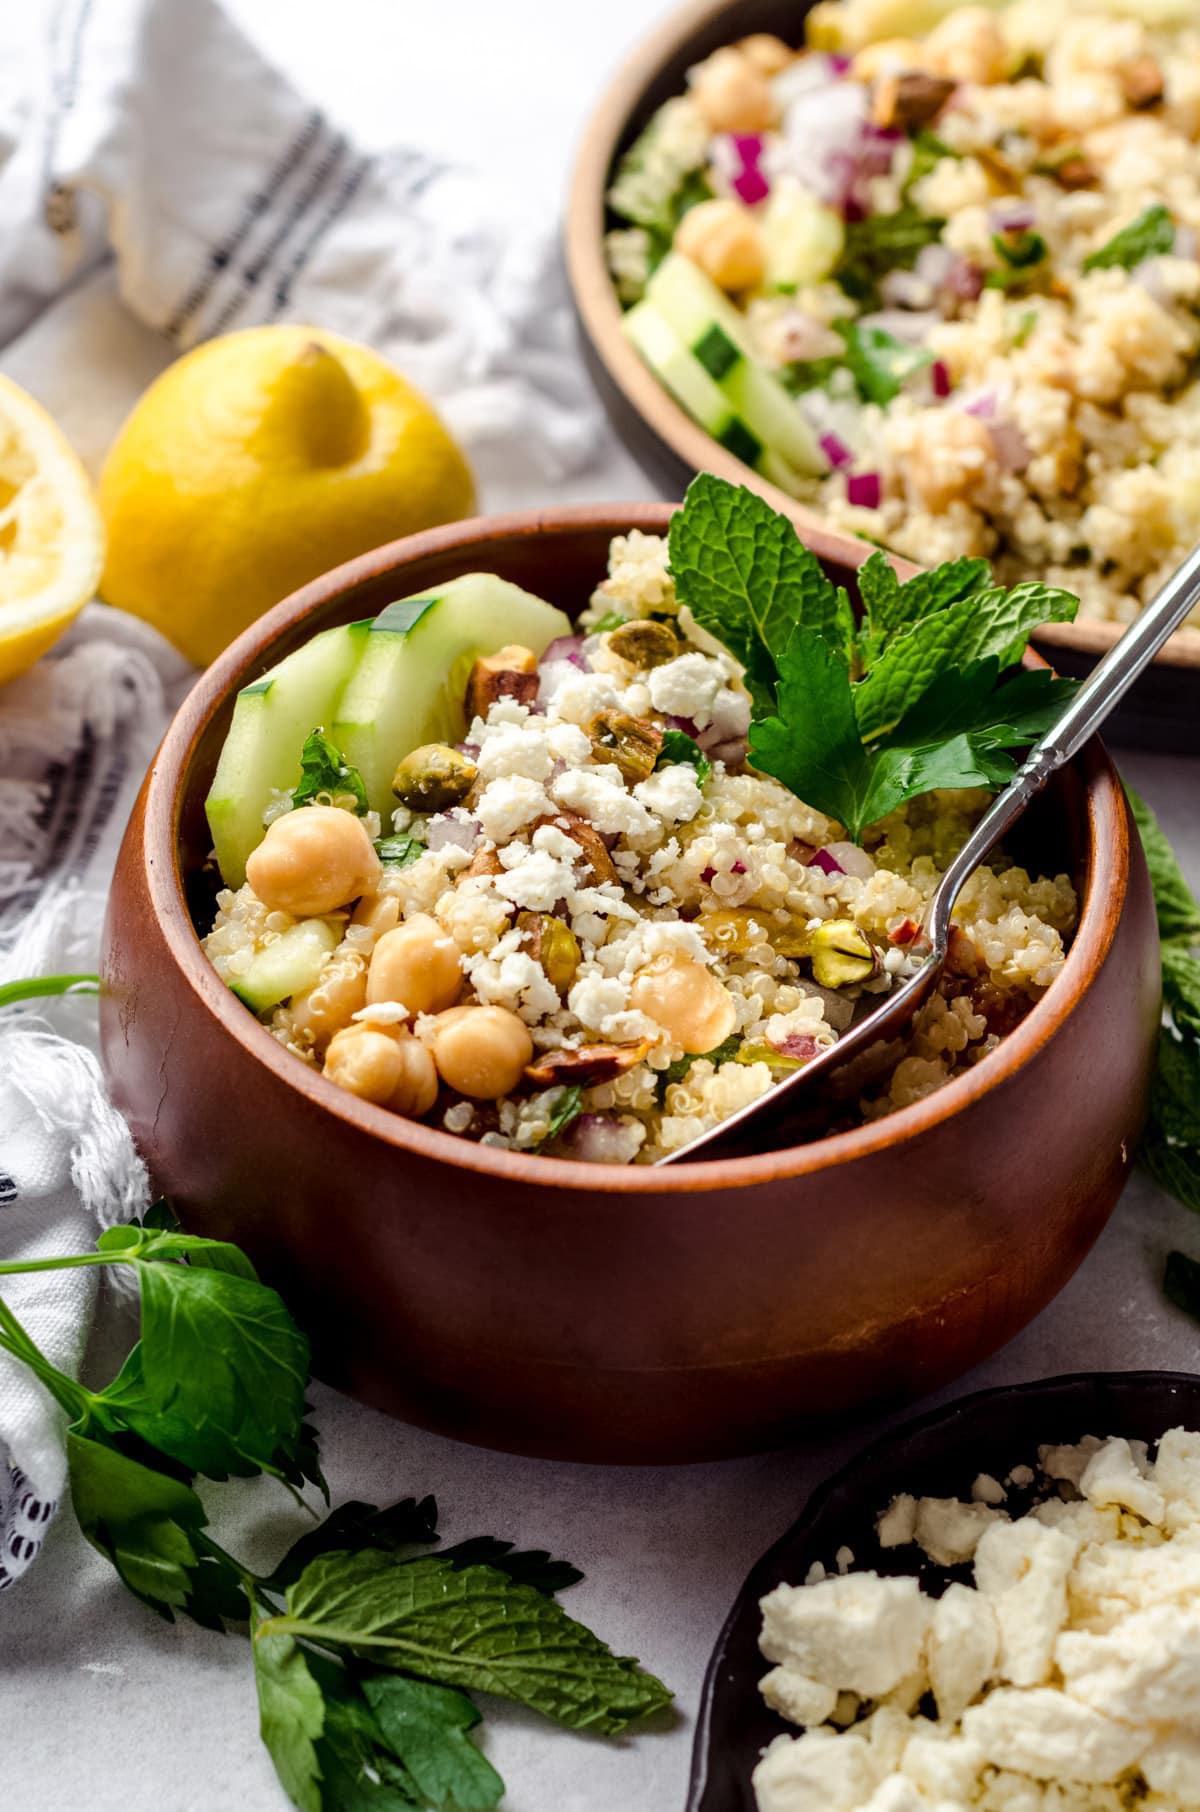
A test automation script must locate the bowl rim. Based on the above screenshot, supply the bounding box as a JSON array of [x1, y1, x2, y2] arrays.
[[136, 502, 1129, 1196], [563, 0, 1200, 672]]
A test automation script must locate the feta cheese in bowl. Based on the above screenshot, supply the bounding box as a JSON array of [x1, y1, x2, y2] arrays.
[[689, 1373, 1200, 1809]]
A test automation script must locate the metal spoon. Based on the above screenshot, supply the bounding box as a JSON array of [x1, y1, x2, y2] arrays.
[[657, 545, 1200, 1165]]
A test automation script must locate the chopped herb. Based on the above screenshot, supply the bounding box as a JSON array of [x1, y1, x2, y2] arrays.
[[292, 728, 368, 815], [1084, 204, 1175, 272], [657, 728, 712, 782], [836, 320, 933, 406], [668, 476, 1079, 841], [374, 833, 424, 868], [835, 204, 946, 307], [660, 1034, 742, 1091], [590, 609, 628, 633], [903, 129, 958, 197], [1011, 307, 1038, 347], [984, 229, 1049, 292], [540, 1085, 584, 1146], [778, 355, 844, 396]]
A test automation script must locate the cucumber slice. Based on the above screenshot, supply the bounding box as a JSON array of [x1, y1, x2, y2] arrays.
[[333, 574, 571, 814], [206, 620, 371, 888], [230, 919, 339, 1014], [644, 255, 828, 477], [761, 186, 845, 292]]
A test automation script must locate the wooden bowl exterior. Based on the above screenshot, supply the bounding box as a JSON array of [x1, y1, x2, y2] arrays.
[[564, 0, 1200, 734], [100, 507, 1160, 1463]]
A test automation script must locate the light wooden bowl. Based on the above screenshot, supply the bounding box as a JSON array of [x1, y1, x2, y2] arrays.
[[565, 0, 1200, 747]]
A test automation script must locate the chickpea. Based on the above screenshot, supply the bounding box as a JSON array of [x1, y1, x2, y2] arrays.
[[908, 411, 995, 513], [689, 46, 775, 134], [366, 913, 463, 1017], [923, 8, 1009, 86], [429, 1004, 533, 1100], [737, 33, 793, 78], [674, 199, 765, 295], [246, 805, 381, 918], [850, 38, 927, 81], [389, 1037, 440, 1119], [324, 1026, 408, 1106], [352, 891, 401, 941], [629, 953, 738, 1054], [290, 949, 368, 1049]]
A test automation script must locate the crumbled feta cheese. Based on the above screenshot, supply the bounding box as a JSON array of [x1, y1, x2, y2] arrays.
[[928, 1583, 998, 1721], [759, 1573, 929, 1699], [632, 761, 704, 825], [646, 651, 729, 728], [551, 765, 656, 839], [1156, 1427, 1200, 1530], [548, 672, 620, 727], [752, 1731, 879, 1812], [476, 776, 551, 841], [531, 822, 583, 864], [973, 1518, 1075, 1686], [973, 1473, 1006, 1505], [466, 950, 559, 1024], [1057, 1603, 1200, 1725], [759, 1667, 839, 1729], [876, 1495, 917, 1549], [567, 973, 630, 1033], [545, 719, 592, 766], [961, 1687, 1150, 1783], [1080, 1435, 1166, 1525], [493, 848, 577, 913], [914, 1496, 1006, 1566], [475, 719, 553, 782]]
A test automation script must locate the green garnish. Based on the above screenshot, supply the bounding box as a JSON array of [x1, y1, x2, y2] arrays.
[[1083, 204, 1175, 272], [541, 1084, 585, 1146], [0, 1207, 671, 1807], [985, 229, 1049, 292], [0, 972, 99, 1008], [668, 476, 1079, 842], [836, 320, 934, 407], [1011, 307, 1038, 347], [835, 204, 946, 307], [589, 609, 628, 633], [292, 728, 368, 815], [903, 130, 958, 197], [660, 1034, 741, 1090], [374, 833, 425, 868], [657, 728, 712, 782], [1126, 785, 1200, 1218]]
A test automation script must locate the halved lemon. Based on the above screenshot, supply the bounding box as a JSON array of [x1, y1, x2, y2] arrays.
[[0, 372, 105, 687]]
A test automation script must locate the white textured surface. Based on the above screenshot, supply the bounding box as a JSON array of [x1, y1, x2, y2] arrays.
[[6, 6, 1200, 1812]]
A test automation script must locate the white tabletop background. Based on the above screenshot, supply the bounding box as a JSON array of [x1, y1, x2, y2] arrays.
[[6, 3, 1200, 1808]]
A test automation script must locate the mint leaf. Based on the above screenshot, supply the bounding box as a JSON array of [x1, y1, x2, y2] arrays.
[[836, 204, 946, 306], [856, 550, 991, 659], [668, 475, 852, 710], [97, 1216, 258, 1279], [658, 728, 712, 782], [363, 1676, 504, 1811], [1126, 783, 1200, 947], [1083, 204, 1174, 272], [1164, 944, 1200, 1044], [283, 1553, 672, 1734], [375, 834, 424, 869], [540, 1086, 584, 1148], [836, 320, 932, 406], [749, 627, 874, 834], [660, 1034, 742, 1091], [854, 582, 1078, 740], [1149, 1135, 1200, 1215], [436, 1537, 584, 1596], [892, 660, 1078, 748], [260, 1496, 441, 1594], [254, 1631, 327, 1812], [294, 729, 369, 815]]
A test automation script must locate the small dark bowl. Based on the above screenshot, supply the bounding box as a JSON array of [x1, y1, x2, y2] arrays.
[[564, 0, 1200, 748], [689, 1369, 1200, 1812], [99, 506, 1159, 1464]]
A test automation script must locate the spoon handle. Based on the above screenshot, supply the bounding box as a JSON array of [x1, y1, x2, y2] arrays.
[[928, 543, 1200, 942]]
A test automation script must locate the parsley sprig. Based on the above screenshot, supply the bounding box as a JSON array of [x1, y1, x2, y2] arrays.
[[668, 475, 1079, 841], [0, 1208, 671, 1808]]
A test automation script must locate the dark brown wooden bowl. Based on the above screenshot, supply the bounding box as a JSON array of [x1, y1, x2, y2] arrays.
[[564, 0, 1200, 748], [99, 506, 1160, 1464]]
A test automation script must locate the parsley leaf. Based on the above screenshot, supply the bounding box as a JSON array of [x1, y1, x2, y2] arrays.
[[903, 129, 958, 197], [293, 728, 369, 815], [658, 728, 712, 782], [1083, 204, 1175, 272], [836, 320, 933, 406], [254, 1631, 327, 1812], [668, 475, 854, 709], [540, 1085, 584, 1147], [279, 1552, 672, 1733], [362, 1674, 504, 1811], [660, 1034, 742, 1091], [375, 834, 425, 869], [836, 204, 946, 307]]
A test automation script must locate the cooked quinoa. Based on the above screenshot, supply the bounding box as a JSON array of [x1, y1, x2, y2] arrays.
[[202, 532, 1077, 1164], [606, 0, 1200, 630]]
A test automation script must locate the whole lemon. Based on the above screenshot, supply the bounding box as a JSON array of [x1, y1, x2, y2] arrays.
[[98, 326, 475, 666]]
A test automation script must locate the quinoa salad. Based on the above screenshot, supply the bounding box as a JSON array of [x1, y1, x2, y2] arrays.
[[606, 0, 1200, 630], [200, 479, 1079, 1165]]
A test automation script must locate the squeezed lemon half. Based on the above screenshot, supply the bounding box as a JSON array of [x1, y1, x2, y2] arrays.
[[0, 373, 105, 686]]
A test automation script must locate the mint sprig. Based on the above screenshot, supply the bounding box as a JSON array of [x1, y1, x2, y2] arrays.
[[293, 727, 369, 815], [668, 477, 1079, 841]]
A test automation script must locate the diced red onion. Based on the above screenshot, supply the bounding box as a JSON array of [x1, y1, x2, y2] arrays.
[[708, 688, 752, 741], [425, 815, 480, 853], [931, 359, 953, 398], [989, 199, 1036, 233], [987, 417, 1031, 472], [543, 635, 588, 669], [732, 859, 748, 875], [824, 840, 875, 879], [858, 308, 939, 346], [456, 739, 481, 757], [732, 133, 770, 205], [775, 310, 845, 363], [846, 471, 882, 509], [559, 1114, 643, 1165], [915, 241, 957, 287], [962, 388, 997, 419], [808, 847, 845, 875], [778, 79, 872, 213], [945, 258, 984, 302], [708, 736, 748, 768], [880, 268, 935, 311], [767, 1031, 821, 1062], [819, 430, 854, 469], [666, 712, 701, 738], [1174, 225, 1198, 261], [828, 52, 851, 74]]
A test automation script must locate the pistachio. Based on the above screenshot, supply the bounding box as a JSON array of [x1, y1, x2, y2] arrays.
[[605, 619, 681, 669], [465, 643, 538, 722], [809, 918, 881, 989], [872, 70, 955, 131], [531, 811, 618, 885], [587, 708, 664, 785], [391, 743, 478, 812], [516, 911, 581, 994], [524, 1039, 651, 1088], [457, 844, 504, 883], [771, 920, 815, 960]]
